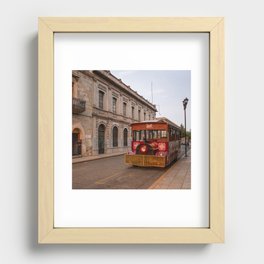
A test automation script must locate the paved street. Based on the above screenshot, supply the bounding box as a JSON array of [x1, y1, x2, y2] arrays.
[[73, 155, 169, 189], [73, 147, 191, 189], [149, 151, 191, 189]]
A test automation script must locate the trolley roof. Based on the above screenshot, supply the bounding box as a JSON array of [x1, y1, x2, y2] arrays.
[[131, 117, 180, 129]]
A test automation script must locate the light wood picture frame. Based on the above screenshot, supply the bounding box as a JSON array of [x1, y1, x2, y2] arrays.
[[38, 17, 224, 244]]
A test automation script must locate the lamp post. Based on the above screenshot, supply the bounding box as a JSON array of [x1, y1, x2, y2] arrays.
[[182, 97, 189, 157]]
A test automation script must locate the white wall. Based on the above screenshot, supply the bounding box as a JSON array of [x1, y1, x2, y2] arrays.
[[1, 0, 264, 263]]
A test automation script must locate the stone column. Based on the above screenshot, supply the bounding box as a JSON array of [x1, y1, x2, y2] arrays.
[[119, 95, 123, 115], [105, 87, 109, 111]]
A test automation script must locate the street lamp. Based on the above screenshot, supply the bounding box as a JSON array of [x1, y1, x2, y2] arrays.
[[182, 97, 189, 157]]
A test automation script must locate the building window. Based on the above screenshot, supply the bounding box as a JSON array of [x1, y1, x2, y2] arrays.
[[144, 112, 146, 120], [123, 128, 128, 147], [113, 126, 118, 147], [99, 90, 104, 109], [72, 76, 79, 98], [149, 114, 151, 120], [132, 106, 135, 119], [112, 97, 117, 113], [138, 110, 141, 121], [123, 102, 127, 116]]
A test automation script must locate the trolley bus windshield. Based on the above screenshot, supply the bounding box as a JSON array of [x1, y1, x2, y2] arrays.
[[133, 130, 168, 141]]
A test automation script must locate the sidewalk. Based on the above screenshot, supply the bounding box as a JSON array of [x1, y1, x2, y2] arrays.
[[149, 150, 191, 189], [72, 152, 126, 164]]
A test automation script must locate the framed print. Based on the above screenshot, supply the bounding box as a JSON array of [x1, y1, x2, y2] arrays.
[[38, 17, 224, 243]]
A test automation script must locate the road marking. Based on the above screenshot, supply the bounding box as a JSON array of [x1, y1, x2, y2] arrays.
[[95, 170, 124, 184]]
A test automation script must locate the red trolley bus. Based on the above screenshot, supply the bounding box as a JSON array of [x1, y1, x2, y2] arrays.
[[125, 117, 182, 168]]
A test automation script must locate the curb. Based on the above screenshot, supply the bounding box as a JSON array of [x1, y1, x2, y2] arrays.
[[148, 149, 191, 189], [72, 152, 126, 164]]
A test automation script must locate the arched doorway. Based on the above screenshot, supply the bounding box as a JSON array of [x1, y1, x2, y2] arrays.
[[72, 128, 82, 156], [98, 124, 105, 154]]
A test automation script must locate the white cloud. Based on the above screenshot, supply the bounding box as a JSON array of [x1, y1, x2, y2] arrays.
[[111, 70, 136, 77]]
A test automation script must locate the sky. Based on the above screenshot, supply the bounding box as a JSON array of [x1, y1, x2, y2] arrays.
[[111, 70, 191, 131]]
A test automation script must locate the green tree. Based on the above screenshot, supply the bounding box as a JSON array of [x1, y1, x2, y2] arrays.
[[180, 124, 185, 138]]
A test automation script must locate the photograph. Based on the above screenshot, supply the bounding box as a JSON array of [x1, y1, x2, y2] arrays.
[[72, 70, 191, 189]]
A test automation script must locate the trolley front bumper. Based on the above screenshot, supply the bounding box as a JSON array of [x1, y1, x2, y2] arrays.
[[125, 154, 166, 168]]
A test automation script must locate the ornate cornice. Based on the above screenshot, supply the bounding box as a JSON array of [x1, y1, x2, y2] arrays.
[[92, 70, 157, 112]]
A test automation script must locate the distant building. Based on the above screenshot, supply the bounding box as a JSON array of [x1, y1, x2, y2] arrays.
[[72, 70, 157, 157]]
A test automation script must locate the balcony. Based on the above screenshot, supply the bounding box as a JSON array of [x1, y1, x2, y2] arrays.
[[72, 97, 86, 114]]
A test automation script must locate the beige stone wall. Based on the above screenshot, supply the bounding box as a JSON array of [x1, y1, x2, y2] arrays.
[[72, 71, 94, 157], [72, 115, 93, 156], [72, 70, 156, 157], [91, 117, 131, 156]]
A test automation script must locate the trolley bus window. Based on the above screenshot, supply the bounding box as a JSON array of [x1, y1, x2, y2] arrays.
[[149, 130, 153, 139], [133, 131, 141, 141], [133, 130, 167, 140], [161, 130, 167, 138], [176, 130, 181, 140], [153, 130, 157, 139], [146, 130, 149, 140], [169, 128, 176, 141]]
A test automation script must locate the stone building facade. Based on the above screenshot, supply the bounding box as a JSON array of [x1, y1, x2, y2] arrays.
[[72, 70, 157, 157]]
